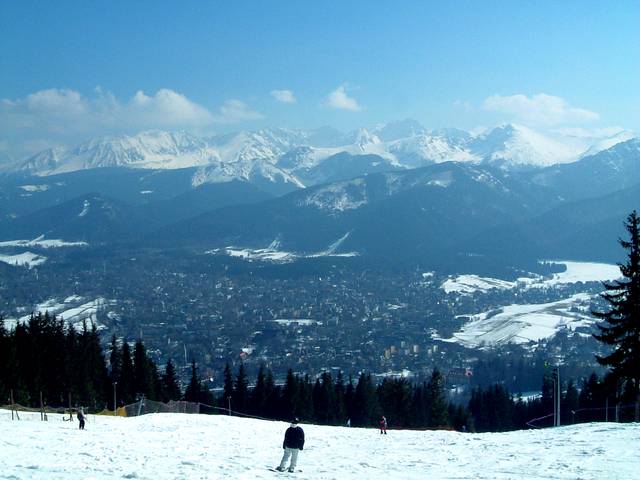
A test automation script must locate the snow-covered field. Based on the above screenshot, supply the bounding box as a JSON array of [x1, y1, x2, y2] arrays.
[[443, 293, 593, 348], [0, 410, 637, 480], [0, 251, 47, 268], [440, 261, 621, 295], [3, 297, 115, 332]]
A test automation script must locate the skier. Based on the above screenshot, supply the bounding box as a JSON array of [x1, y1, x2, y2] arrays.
[[276, 418, 305, 472], [379, 415, 387, 434], [77, 408, 86, 430]]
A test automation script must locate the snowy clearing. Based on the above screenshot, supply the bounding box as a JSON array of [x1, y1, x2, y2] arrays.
[[441, 293, 594, 348], [0, 251, 47, 268], [4, 297, 115, 332], [0, 236, 88, 248], [0, 410, 637, 480], [441, 261, 621, 295]]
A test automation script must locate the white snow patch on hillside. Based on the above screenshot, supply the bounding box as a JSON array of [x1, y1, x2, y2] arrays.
[[78, 199, 90, 217], [208, 234, 358, 263], [442, 275, 515, 294], [527, 261, 621, 288], [19, 184, 50, 192], [272, 319, 322, 326], [443, 293, 594, 348], [4, 297, 115, 332], [0, 411, 637, 479], [0, 251, 47, 268], [442, 261, 621, 295], [0, 235, 88, 248]]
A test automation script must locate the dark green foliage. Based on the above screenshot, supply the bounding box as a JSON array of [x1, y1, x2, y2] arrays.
[[232, 362, 249, 414], [425, 369, 449, 427], [162, 359, 182, 402], [220, 362, 234, 410], [377, 378, 413, 428], [352, 373, 380, 427], [593, 210, 640, 419], [184, 360, 201, 403]]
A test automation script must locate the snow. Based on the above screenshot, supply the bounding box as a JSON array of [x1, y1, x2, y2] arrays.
[[442, 261, 621, 295], [272, 319, 322, 326], [442, 275, 515, 294], [0, 251, 47, 268], [443, 293, 594, 348], [4, 297, 115, 332], [78, 199, 90, 217], [0, 236, 88, 248], [14, 125, 638, 192], [529, 261, 621, 288], [207, 234, 358, 264], [0, 410, 637, 479], [19, 184, 50, 192]]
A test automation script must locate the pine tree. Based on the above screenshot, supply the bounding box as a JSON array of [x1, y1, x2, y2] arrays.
[[220, 362, 234, 411], [232, 362, 249, 414], [184, 360, 201, 402], [250, 364, 267, 416], [162, 359, 182, 401], [425, 369, 449, 428], [109, 335, 122, 408], [353, 373, 379, 427], [120, 341, 135, 404], [593, 210, 640, 420], [281, 369, 298, 420]]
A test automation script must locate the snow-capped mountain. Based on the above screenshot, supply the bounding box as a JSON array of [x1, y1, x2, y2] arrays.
[[12, 122, 636, 189], [469, 124, 583, 168]]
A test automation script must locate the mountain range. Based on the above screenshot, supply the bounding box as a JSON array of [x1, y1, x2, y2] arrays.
[[0, 121, 638, 271]]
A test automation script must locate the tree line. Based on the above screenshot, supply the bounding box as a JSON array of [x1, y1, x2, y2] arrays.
[[0, 310, 636, 431]]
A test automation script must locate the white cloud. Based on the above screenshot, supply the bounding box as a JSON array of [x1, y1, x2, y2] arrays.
[[483, 93, 599, 127], [326, 85, 361, 111], [0, 88, 263, 160], [213, 99, 264, 123], [270, 89, 296, 103]]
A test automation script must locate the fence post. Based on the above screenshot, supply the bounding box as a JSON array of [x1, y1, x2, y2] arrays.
[[68, 393, 72, 421], [10, 389, 14, 420], [40, 391, 44, 421]]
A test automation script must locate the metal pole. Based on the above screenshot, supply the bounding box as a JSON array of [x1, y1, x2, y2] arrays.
[[113, 382, 117, 416], [556, 367, 561, 427], [605, 397, 609, 422], [10, 389, 14, 421], [227, 396, 231, 416], [40, 391, 44, 421], [552, 368, 557, 427]]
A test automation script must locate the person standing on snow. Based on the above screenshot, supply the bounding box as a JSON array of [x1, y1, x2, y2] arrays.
[[379, 415, 387, 434], [77, 408, 86, 430], [276, 418, 305, 472]]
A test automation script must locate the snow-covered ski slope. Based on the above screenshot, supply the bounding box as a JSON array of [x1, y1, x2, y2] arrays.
[[1, 410, 638, 479]]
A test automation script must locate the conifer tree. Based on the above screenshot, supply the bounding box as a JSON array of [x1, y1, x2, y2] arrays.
[[184, 360, 201, 402], [264, 368, 279, 419], [250, 364, 267, 416], [425, 369, 449, 427], [281, 369, 298, 420], [232, 362, 249, 414], [297, 374, 314, 421], [221, 362, 234, 411], [120, 341, 135, 404], [353, 373, 379, 427], [109, 335, 122, 388], [162, 359, 182, 401], [593, 210, 640, 420]]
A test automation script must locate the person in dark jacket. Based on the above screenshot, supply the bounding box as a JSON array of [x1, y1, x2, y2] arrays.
[[77, 408, 86, 430], [276, 418, 305, 472]]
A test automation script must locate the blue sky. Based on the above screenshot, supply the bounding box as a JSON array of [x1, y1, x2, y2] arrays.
[[1, 0, 638, 159]]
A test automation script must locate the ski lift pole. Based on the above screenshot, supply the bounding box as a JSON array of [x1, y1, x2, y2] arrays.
[[556, 367, 561, 427]]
